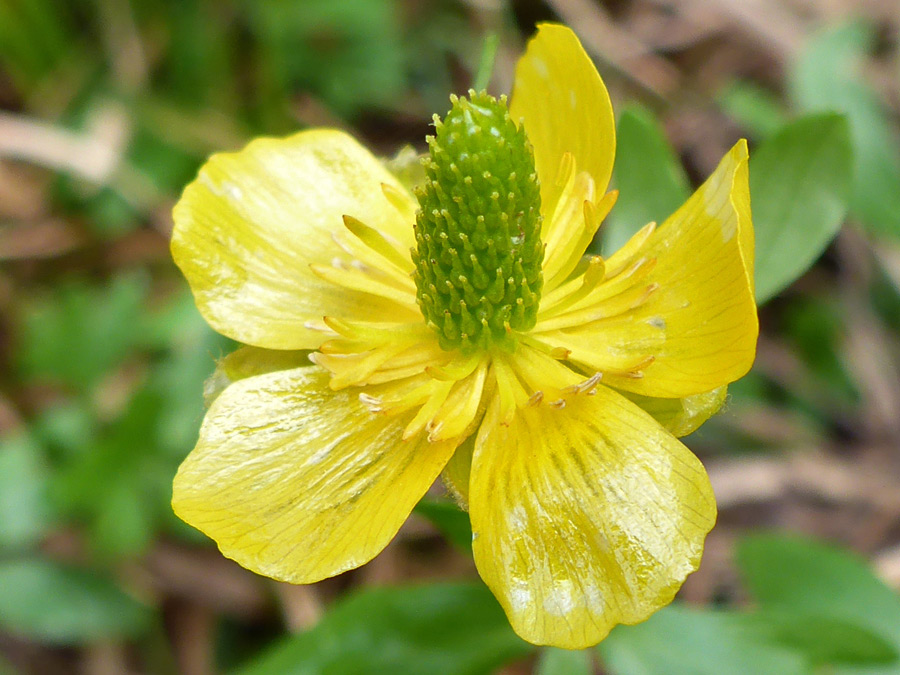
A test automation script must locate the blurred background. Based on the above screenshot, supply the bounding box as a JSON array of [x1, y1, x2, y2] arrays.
[[2, 0, 900, 673]]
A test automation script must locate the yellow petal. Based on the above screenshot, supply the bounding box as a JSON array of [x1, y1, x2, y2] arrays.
[[470, 386, 716, 649], [510, 23, 616, 220], [441, 435, 475, 509], [623, 386, 728, 438], [203, 346, 311, 406], [173, 366, 458, 584], [171, 129, 421, 350], [537, 141, 757, 397]]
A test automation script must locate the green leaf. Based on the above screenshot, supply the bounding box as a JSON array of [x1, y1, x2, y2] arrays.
[[155, 0, 236, 109], [598, 604, 808, 675], [750, 113, 852, 303], [602, 106, 690, 255], [754, 613, 898, 666], [536, 647, 592, 675], [413, 498, 472, 554], [0, 434, 53, 549], [17, 274, 148, 390], [789, 21, 900, 237], [0, 559, 152, 644], [32, 401, 96, 462], [0, 0, 79, 85], [145, 292, 234, 454], [719, 80, 789, 139], [90, 480, 156, 558], [246, 0, 405, 118], [783, 296, 859, 406], [235, 583, 531, 675], [52, 387, 176, 559], [737, 534, 900, 649]]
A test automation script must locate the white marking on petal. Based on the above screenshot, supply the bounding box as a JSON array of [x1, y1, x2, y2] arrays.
[[543, 580, 575, 616], [296, 431, 352, 470], [584, 583, 604, 611], [509, 585, 533, 611], [506, 505, 528, 533], [223, 181, 243, 201]]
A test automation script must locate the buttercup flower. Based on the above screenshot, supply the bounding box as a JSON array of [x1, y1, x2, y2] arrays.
[[171, 24, 757, 648]]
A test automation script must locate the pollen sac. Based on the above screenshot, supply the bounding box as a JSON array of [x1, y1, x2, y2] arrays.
[[412, 90, 544, 353]]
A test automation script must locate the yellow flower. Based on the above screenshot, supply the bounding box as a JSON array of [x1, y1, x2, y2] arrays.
[[171, 23, 757, 649]]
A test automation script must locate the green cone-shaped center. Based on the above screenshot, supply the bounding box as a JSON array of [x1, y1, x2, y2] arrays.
[[412, 91, 544, 353]]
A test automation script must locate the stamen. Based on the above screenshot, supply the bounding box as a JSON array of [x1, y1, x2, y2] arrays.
[[330, 231, 417, 291], [310, 262, 420, 313], [512, 344, 582, 397], [620, 355, 656, 378], [555, 152, 575, 189], [538, 255, 606, 318], [604, 221, 657, 277], [303, 318, 335, 334], [533, 280, 660, 332], [563, 372, 603, 395], [403, 381, 454, 440], [526, 391, 544, 407], [549, 191, 616, 289], [342, 214, 414, 273], [491, 355, 529, 425], [322, 317, 430, 343], [381, 182, 417, 220], [428, 360, 489, 441], [425, 353, 482, 381], [548, 346, 571, 360], [358, 392, 384, 413], [314, 342, 411, 389]]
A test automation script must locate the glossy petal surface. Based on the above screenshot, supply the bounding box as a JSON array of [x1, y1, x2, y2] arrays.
[[173, 366, 457, 584], [202, 346, 311, 407], [510, 23, 616, 219], [625, 387, 728, 438], [172, 129, 419, 350], [541, 141, 757, 397], [470, 387, 716, 648], [441, 436, 475, 509]]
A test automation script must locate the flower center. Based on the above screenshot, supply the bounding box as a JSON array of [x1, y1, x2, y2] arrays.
[[412, 91, 544, 354]]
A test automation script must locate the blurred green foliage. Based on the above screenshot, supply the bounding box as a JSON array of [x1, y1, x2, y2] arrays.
[[601, 105, 690, 256], [2, 1, 900, 673], [224, 533, 900, 674], [536, 647, 593, 675], [0, 559, 153, 644], [0, 435, 51, 550], [236, 583, 532, 675], [599, 535, 900, 674], [750, 113, 852, 302], [789, 21, 900, 239]]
